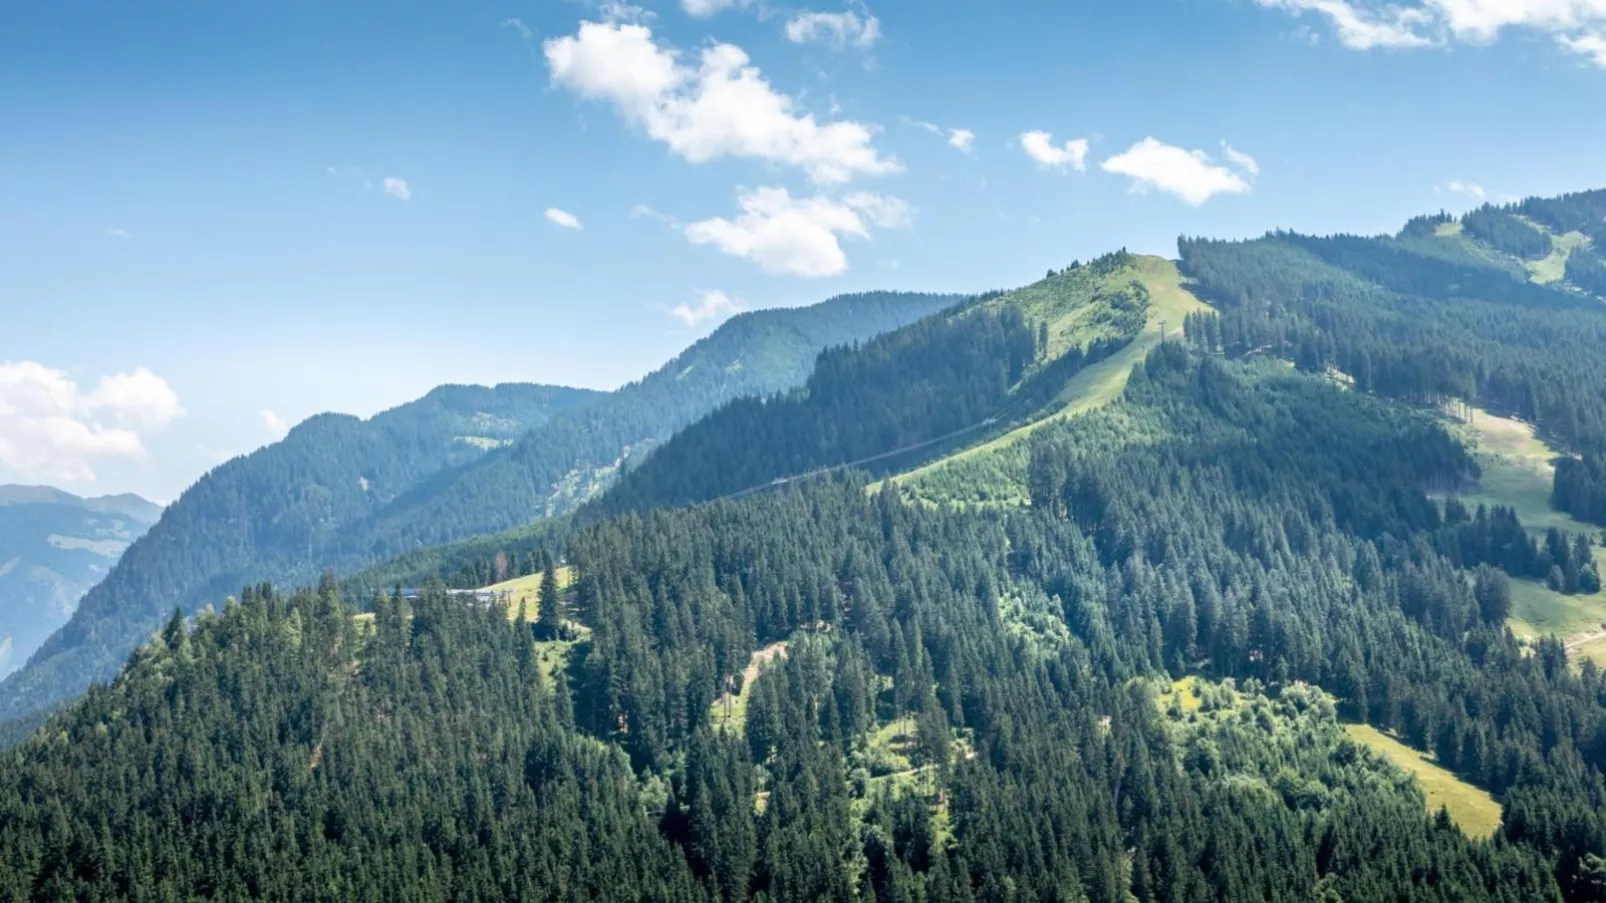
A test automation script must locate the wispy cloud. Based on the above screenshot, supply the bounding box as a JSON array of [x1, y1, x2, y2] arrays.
[[259, 409, 289, 437], [104, 228, 132, 238], [670, 289, 746, 326], [1255, 0, 1606, 66], [1222, 142, 1260, 176], [502, 17, 533, 40], [784, 9, 882, 48], [545, 208, 584, 230], [382, 177, 412, 201], [1447, 180, 1487, 201], [682, 0, 751, 17]]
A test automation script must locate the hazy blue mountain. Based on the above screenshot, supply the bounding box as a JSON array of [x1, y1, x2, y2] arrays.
[[0, 488, 162, 678], [0, 291, 954, 728]]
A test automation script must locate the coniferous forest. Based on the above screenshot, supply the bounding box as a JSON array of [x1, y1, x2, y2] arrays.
[[6, 192, 1606, 901]]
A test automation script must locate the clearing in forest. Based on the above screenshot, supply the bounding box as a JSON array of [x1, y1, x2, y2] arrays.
[[895, 255, 1210, 485], [481, 566, 575, 622], [1343, 724, 1503, 839], [712, 640, 789, 733], [1525, 230, 1591, 284], [1449, 408, 1606, 639]]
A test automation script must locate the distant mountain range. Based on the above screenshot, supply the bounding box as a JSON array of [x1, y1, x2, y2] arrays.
[[0, 290, 957, 728], [0, 487, 163, 678]]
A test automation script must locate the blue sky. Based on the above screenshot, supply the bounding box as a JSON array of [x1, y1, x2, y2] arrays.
[[3, 0, 1604, 501]]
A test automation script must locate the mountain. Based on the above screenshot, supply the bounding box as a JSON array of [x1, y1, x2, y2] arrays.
[[345, 290, 963, 553], [9, 191, 1606, 900], [0, 383, 598, 726], [0, 488, 162, 678], [0, 291, 955, 729]]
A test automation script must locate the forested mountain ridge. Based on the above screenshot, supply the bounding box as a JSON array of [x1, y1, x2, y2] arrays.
[[0, 383, 599, 728], [2, 348, 1593, 902], [11, 190, 1606, 900], [349, 290, 961, 550], [593, 252, 1171, 517], [0, 488, 161, 679], [0, 292, 953, 734]]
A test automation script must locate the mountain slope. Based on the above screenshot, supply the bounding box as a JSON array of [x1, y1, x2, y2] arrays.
[[0, 292, 953, 728], [0, 353, 1578, 902], [593, 254, 1157, 517], [0, 488, 162, 678], [0, 383, 598, 724], [348, 291, 961, 552]]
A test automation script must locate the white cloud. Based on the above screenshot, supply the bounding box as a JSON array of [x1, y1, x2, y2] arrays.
[[842, 192, 914, 228], [904, 118, 975, 153], [670, 289, 746, 325], [259, 409, 290, 437], [1256, 0, 1606, 63], [545, 207, 584, 230], [683, 0, 750, 16], [1019, 130, 1090, 172], [1429, 0, 1606, 41], [0, 362, 183, 484], [544, 17, 899, 184], [1447, 180, 1488, 200], [1559, 29, 1606, 64], [105, 228, 131, 238], [1101, 138, 1252, 206], [382, 177, 412, 201], [502, 17, 533, 40], [683, 185, 898, 277], [1222, 142, 1261, 176], [784, 10, 882, 48], [1255, 0, 1434, 48]]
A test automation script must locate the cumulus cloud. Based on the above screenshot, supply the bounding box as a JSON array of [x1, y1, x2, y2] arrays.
[[1101, 138, 1252, 206], [0, 362, 183, 484], [1256, 0, 1606, 63], [1447, 180, 1488, 200], [1559, 29, 1606, 64], [259, 409, 290, 437], [382, 177, 412, 201], [1019, 131, 1090, 171], [670, 289, 746, 326], [784, 10, 882, 48], [544, 16, 899, 184], [545, 207, 584, 230], [681, 185, 908, 277]]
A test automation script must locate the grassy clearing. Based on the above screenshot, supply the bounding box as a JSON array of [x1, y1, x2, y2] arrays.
[[1449, 408, 1606, 639], [1526, 230, 1591, 285], [894, 256, 1210, 485], [1343, 724, 1503, 839], [1434, 222, 1463, 238], [711, 641, 789, 734], [1575, 635, 1606, 668], [481, 567, 574, 622]]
